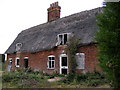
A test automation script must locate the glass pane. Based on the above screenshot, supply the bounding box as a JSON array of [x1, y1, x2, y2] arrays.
[[49, 61, 51, 68], [51, 57, 54, 60], [49, 57, 51, 60], [52, 61, 54, 68], [62, 57, 67, 66]]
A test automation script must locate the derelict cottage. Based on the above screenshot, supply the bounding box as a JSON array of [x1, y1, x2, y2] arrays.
[[5, 2, 102, 74]]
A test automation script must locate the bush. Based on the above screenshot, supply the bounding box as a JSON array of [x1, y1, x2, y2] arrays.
[[45, 73, 65, 79], [60, 71, 108, 87], [87, 80, 101, 87], [2, 71, 48, 88], [75, 73, 87, 82]]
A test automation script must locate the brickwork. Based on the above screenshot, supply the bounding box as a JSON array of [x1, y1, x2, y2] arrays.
[[47, 2, 61, 22], [77, 44, 101, 73], [6, 44, 101, 74]]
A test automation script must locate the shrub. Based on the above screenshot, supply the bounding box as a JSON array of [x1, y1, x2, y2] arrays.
[[2, 71, 48, 88], [75, 73, 87, 82]]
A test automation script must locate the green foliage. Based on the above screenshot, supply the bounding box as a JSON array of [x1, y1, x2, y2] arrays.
[[2, 70, 108, 88], [2, 71, 48, 88], [66, 37, 80, 75], [45, 73, 65, 79], [60, 71, 108, 87], [96, 2, 120, 89]]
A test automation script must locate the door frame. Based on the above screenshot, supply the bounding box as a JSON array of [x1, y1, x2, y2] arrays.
[[59, 54, 68, 74]]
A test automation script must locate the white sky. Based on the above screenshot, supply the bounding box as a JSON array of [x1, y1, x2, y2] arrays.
[[0, 0, 104, 54]]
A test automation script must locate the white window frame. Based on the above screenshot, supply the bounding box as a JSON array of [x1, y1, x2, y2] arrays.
[[47, 55, 55, 69], [57, 33, 71, 45], [15, 57, 20, 67], [76, 53, 85, 69], [24, 57, 28, 59]]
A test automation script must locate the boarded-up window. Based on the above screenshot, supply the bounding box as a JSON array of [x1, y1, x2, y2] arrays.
[[75, 53, 85, 69]]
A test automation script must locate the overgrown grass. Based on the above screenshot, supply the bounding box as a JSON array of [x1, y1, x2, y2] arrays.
[[2, 70, 109, 88], [59, 71, 109, 87], [2, 70, 49, 88]]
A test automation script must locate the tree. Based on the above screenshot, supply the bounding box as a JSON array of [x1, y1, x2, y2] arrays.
[[96, 2, 120, 89]]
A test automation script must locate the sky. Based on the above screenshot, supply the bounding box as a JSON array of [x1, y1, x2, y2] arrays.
[[0, 0, 104, 54]]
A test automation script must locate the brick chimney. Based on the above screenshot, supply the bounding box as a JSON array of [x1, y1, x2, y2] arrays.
[[47, 2, 61, 22]]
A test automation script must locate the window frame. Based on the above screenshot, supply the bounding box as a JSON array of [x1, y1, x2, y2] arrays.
[[57, 33, 71, 45], [15, 57, 20, 67], [47, 55, 55, 69]]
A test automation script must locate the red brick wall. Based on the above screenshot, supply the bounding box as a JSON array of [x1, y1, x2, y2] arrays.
[[6, 44, 101, 74], [77, 44, 101, 73]]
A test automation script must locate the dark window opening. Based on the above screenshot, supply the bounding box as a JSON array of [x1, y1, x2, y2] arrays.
[[64, 34, 67, 44], [61, 69, 67, 74], [16, 59, 19, 65], [62, 57, 67, 66], [59, 35, 63, 45], [24, 58, 28, 68], [58, 33, 70, 45]]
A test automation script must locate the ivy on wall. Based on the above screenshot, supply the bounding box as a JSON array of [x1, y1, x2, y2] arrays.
[[65, 37, 80, 74]]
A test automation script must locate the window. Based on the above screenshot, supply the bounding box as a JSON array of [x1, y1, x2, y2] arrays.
[[16, 43, 22, 51], [47, 55, 55, 69], [15, 57, 20, 67], [75, 53, 85, 69], [8, 58, 12, 65], [57, 33, 71, 45], [24, 57, 29, 68]]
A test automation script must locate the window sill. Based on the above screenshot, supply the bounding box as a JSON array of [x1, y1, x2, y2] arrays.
[[16, 65, 20, 67], [47, 68, 55, 70]]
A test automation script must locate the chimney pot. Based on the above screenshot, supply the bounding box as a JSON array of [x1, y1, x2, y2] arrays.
[[50, 4, 52, 7], [47, 2, 61, 22]]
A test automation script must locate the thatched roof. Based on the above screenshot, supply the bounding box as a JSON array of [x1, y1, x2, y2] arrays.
[[5, 7, 102, 54]]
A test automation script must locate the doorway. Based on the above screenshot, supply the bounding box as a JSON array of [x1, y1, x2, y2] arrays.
[[24, 57, 28, 68], [60, 54, 68, 74]]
